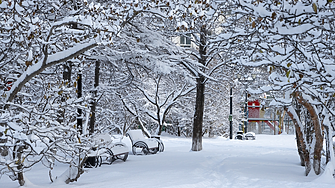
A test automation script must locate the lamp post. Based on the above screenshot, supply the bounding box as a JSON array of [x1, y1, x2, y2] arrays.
[[237, 73, 256, 133], [229, 86, 233, 139]]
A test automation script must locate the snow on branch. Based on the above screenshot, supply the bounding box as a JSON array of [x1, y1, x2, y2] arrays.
[[5, 40, 98, 108]]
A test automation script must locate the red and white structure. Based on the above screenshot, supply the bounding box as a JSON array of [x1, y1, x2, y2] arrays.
[[247, 99, 279, 134]]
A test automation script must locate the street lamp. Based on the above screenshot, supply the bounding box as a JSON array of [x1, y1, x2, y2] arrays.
[[237, 73, 256, 133], [229, 85, 233, 139]]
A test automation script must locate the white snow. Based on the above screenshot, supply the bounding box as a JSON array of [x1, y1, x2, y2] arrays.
[[1, 134, 335, 188]]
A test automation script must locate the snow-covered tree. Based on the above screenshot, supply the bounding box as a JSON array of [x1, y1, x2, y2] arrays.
[[0, 0, 177, 185], [0, 61, 95, 185], [159, 0, 241, 151], [124, 68, 194, 135], [223, 0, 335, 176]]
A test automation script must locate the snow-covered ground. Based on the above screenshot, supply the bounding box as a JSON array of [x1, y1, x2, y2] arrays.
[[2, 134, 335, 188]]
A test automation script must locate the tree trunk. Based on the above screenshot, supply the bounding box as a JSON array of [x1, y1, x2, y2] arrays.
[[191, 26, 207, 151], [89, 61, 100, 135], [14, 145, 25, 186], [157, 125, 162, 135], [157, 108, 162, 135], [325, 125, 331, 164], [63, 63, 72, 81], [291, 102, 305, 166], [286, 107, 311, 175], [295, 129, 305, 166], [324, 124, 335, 167], [18, 171, 25, 186], [58, 63, 72, 124], [77, 72, 83, 134], [64, 154, 87, 184], [192, 76, 205, 151], [178, 127, 181, 137], [295, 91, 323, 175], [136, 117, 151, 138]]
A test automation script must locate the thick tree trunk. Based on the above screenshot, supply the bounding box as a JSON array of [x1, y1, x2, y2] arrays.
[[294, 91, 323, 175], [192, 76, 205, 151], [191, 26, 207, 151], [286, 108, 311, 175]]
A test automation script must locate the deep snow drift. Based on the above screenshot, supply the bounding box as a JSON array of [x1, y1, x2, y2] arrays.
[[2, 134, 335, 188]]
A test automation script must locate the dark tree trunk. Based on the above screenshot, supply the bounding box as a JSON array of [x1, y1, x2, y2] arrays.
[[89, 103, 96, 135], [89, 61, 100, 135], [325, 125, 331, 164], [191, 26, 207, 151], [58, 63, 72, 124], [158, 125, 162, 135], [178, 127, 181, 137], [77, 72, 82, 134], [192, 76, 205, 151], [18, 171, 24, 186], [63, 63, 72, 81], [157, 109, 162, 135]]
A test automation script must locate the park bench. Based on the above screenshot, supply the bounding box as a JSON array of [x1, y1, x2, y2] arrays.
[[85, 133, 129, 167], [126, 130, 164, 155]]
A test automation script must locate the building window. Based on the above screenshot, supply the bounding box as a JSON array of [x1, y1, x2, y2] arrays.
[[180, 34, 191, 48]]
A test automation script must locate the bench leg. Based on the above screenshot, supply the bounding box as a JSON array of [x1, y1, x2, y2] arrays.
[[84, 156, 98, 168], [149, 148, 158, 154], [132, 141, 149, 155], [120, 152, 128, 162]]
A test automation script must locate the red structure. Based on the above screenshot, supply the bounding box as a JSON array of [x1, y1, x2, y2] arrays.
[[248, 100, 260, 120], [248, 99, 278, 132]]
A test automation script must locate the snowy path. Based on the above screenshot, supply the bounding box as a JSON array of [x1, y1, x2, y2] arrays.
[[2, 134, 335, 188]]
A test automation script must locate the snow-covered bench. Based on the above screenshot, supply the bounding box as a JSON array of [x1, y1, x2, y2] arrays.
[[126, 130, 164, 155], [85, 133, 129, 167]]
